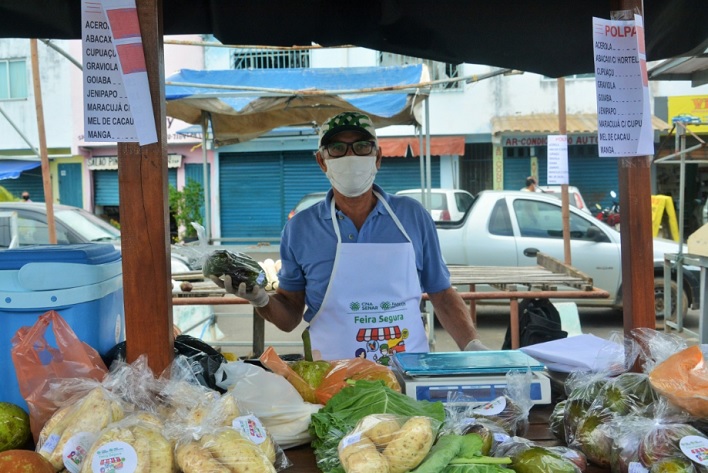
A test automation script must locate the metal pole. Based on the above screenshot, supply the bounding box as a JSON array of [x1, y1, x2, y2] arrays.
[[201, 112, 212, 242], [425, 98, 432, 210], [676, 122, 686, 329]]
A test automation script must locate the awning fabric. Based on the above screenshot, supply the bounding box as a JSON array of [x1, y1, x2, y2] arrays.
[[648, 49, 708, 87], [165, 65, 429, 146], [0, 160, 41, 180], [379, 136, 465, 157], [492, 113, 671, 135]]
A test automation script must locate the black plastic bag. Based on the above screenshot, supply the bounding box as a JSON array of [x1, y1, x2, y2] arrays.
[[103, 334, 227, 393], [502, 298, 568, 349]]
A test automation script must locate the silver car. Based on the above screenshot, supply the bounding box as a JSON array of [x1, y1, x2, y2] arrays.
[[0, 202, 191, 273]]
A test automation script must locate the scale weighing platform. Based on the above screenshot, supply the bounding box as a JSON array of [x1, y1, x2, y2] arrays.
[[391, 351, 551, 405]]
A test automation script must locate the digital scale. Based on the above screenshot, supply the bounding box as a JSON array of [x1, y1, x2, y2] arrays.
[[391, 351, 552, 405]]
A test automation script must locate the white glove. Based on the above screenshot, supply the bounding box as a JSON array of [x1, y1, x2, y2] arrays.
[[464, 339, 491, 351], [210, 275, 270, 308]]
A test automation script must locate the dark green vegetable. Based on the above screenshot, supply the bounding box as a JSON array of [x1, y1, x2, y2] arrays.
[[412, 435, 463, 473], [444, 465, 515, 473], [511, 446, 579, 473], [202, 249, 266, 290]]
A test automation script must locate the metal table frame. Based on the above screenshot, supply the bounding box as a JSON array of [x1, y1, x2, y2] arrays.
[[663, 252, 707, 343]]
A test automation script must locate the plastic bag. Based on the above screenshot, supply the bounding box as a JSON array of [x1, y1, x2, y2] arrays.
[[216, 360, 321, 449], [10, 310, 108, 441], [35, 385, 126, 471], [336, 414, 440, 473], [259, 346, 401, 405], [649, 345, 708, 418]]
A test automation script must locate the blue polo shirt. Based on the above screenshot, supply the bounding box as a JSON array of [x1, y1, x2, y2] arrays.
[[278, 184, 451, 322]]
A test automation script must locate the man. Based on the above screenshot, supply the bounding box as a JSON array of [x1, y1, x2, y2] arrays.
[[215, 111, 488, 361], [21, 191, 31, 202], [521, 177, 540, 192]]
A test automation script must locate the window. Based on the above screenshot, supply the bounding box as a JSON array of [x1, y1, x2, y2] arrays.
[[489, 199, 513, 236], [512, 199, 609, 241], [17, 216, 72, 245], [232, 48, 310, 69], [0, 59, 27, 100]]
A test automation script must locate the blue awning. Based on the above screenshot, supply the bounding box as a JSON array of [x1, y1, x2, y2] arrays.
[[165, 65, 429, 146], [0, 160, 41, 180]]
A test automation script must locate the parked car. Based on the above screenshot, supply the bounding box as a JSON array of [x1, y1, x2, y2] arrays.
[[0, 202, 191, 273], [536, 185, 591, 214], [395, 188, 475, 222], [288, 192, 328, 220], [435, 190, 700, 319]]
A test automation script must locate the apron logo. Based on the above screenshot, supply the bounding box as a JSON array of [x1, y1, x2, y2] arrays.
[[350, 301, 379, 311], [380, 301, 406, 310]]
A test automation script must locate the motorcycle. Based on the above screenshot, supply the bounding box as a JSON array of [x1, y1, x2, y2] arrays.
[[595, 190, 620, 231]]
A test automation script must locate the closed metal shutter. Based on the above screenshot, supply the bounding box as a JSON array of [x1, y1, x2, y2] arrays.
[[95, 169, 176, 206], [568, 150, 619, 211], [185, 163, 210, 222], [94, 171, 118, 205], [219, 152, 288, 241], [377, 157, 440, 193], [0, 168, 44, 202], [219, 153, 441, 242], [503, 154, 549, 190]]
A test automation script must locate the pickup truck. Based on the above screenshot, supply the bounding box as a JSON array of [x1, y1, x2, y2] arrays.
[[434, 190, 699, 319]]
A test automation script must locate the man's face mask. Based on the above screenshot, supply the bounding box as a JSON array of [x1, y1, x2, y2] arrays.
[[324, 155, 378, 198], [22, 195, 29, 201]]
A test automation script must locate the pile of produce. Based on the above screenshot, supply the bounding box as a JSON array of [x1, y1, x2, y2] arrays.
[[20, 354, 292, 473], [548, 329, 708, 472]]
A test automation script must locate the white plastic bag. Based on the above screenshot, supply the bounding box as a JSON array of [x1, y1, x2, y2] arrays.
[[216, 361, 322, 448]]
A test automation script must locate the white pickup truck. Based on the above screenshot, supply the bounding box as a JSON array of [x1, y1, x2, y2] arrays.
[[434, 190, 699, 319]]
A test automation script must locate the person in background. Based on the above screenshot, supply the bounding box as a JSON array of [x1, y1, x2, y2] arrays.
[[521, 176, 540, 192], [21, 191, 32, 202], [213, 111, 489, 362]]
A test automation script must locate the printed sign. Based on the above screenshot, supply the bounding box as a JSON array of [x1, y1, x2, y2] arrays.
[[547, 135, 569, 185], [592, 15, 653, 157], [82, 0, 156, 145]]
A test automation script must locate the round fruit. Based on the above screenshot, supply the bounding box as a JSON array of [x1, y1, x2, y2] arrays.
[[0, 403, 31, 452], [0, 450, 54, 472]]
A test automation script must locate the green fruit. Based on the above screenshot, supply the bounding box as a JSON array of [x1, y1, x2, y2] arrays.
[[0, 403, 31, 452], [290, 360, 331, 388]]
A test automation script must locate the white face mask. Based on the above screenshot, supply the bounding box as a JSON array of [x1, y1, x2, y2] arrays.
[[324, 155, 378, 198]]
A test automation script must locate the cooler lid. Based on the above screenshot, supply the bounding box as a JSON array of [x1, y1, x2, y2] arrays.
[[0, 243, 120, 270], [392, 351, 545, 377]]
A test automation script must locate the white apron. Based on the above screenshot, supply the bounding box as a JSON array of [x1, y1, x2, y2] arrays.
[[308, 191, 429, 364]]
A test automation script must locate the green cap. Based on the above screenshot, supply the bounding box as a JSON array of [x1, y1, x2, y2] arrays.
[[318, 111, 377, 147]]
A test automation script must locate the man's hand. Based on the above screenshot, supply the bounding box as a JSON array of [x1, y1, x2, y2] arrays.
[[209, 275, 270, 308]]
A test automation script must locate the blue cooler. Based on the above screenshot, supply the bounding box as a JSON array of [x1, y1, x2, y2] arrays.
[[0, 244, 125, 410]]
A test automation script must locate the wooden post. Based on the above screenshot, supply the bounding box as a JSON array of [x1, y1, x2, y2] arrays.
[[610, 0, 656, 369], [558, 77, 571, 265], [29, 39, 56, 244], [120, 0, 174, 373]]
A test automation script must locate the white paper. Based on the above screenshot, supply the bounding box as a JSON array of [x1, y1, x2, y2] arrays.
[[520, 334, 624, 373], [547, 135, 569, 184], [81, 0, 157, 145], [592, 15, 653, 157]]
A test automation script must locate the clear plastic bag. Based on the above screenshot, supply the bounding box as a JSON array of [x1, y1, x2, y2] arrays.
[[336, 414, 439, 473]]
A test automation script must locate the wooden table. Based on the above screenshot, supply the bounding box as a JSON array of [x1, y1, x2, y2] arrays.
[[172, 253, 609, 353], [282, 403, 611, 472]]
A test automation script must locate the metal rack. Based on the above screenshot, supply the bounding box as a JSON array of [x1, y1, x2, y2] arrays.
[[663, 252, 707, 343]]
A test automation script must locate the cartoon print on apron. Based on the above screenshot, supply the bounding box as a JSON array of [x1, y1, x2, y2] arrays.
[[308, 191, 429, 363]]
